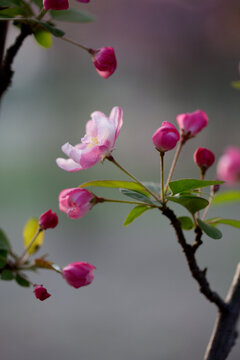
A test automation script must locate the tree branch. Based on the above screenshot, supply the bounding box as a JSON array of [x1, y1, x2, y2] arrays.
[[204, 263, 240, 360], [161, 206, 227, 312], [0, 23, 32, 100]]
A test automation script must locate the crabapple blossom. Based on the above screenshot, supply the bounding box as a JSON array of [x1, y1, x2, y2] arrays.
[[34, 285, 51, 301], [59, 188, 96, 219], [39, 209, 58, 230], [217, 147, 240, 184], [56, 106, 123, 172], [90, 47, 117, 79], [152, 122, 180, 152], [194, 147, 215, 174], [62, 262, 96, 288], [177, 110, 208, 138]]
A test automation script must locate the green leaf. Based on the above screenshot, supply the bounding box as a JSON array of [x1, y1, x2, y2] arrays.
[[142, 182, 160, 195], [79, 180, 150, 196], [124, 205, 150, 226], [50, 8, 95, 23], [0, 7, 24, 18], [232, 81, 240, 90], [15, 274, 30, 287], [206, 218, 240, 229], [1, 269, 14, 280], [167, 195, 209, 214], [37, 21, 65, 37], [0, 250, 8, 269], [212, 191, 240, 205], [0, 229, 11, 251], [120, 189, 155, 204], [0, 0, 22, 6], [197, 219, 222, 239], [178, 216, 194, 230], [169, 179, 224, 196], [34, 29, 52, 48]]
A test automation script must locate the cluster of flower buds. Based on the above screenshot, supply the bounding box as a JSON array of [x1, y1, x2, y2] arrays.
[[33, 261, 95, 301]]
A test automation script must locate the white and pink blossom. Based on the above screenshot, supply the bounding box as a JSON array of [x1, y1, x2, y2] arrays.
[[56, 107, 123, 172]]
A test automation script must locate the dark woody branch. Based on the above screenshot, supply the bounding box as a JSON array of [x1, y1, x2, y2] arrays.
[[161, 206, 228, 312], [0, 23, 32, 100]]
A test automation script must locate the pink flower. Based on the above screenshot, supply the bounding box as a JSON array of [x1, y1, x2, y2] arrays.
[[43, 0, 69, 10], [217, 147, 240, 184], [152, 121, 180, 152], [59, 188, 95, 219], [194, 147, 215, 173], [56, 106, 123, 172], [39, 209, 58, 230], [34, 285, 51, 301], [62, 262, 96, 288], [176, 110, 208, 138], [91, 47, 117, 79]]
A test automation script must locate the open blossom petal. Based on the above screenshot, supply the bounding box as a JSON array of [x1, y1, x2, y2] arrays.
[[56, 107, 123, 172]]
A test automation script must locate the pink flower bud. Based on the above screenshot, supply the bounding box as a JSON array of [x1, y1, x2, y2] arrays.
[[34, 285, 51, 301], [176, 110, 208, 138], [91, 47, 117, 79], [217, 147, 240, 184], [59, 188, 95, 219], [194, 147, 215, 173], [39, 209, 58, 230], [62, 262, 96, 288], [152, 121, 180, 152], [43, 0, 69, 10]]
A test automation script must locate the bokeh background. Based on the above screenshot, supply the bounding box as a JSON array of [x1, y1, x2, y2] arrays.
[[1, 0, 240, 359]]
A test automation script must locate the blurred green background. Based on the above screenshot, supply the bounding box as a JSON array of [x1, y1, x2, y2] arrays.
[[0, 0, 240, 359]]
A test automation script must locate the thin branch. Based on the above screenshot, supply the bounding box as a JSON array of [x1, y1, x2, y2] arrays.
[[0, 23, 32, 100], [204, 263, 240, 360], [161, 206, 227, 312]]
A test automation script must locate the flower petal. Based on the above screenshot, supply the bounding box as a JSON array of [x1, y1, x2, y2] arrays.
[[109, 106, 123, 140], [56, 158, 83, 172]]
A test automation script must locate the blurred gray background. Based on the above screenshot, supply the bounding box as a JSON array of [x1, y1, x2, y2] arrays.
[[0, 0, 240, 359]]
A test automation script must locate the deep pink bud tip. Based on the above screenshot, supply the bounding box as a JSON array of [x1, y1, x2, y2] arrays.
[[152, 121, 180, 152], [194, 147, 215, 172], [34, 285, 51, 301], [39, 209, 58, 230], [62, 262, 96, 288], [92, 47, 117, 79]]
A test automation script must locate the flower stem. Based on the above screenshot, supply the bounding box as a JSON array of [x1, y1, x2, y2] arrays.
[[160, 152, 165, 203], [18, 227, 42, 265], [107, 155, 161, 202], [165, 140, 183, 192], [37, 8, 48, 20], [61, 37, 90, 53], [202, 188, 214, 221], [101, 198, 156, 207]]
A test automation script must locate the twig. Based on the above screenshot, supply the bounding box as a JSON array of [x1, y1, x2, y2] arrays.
[[0, 23, 32, 100], [204, 263, 240, 360]]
